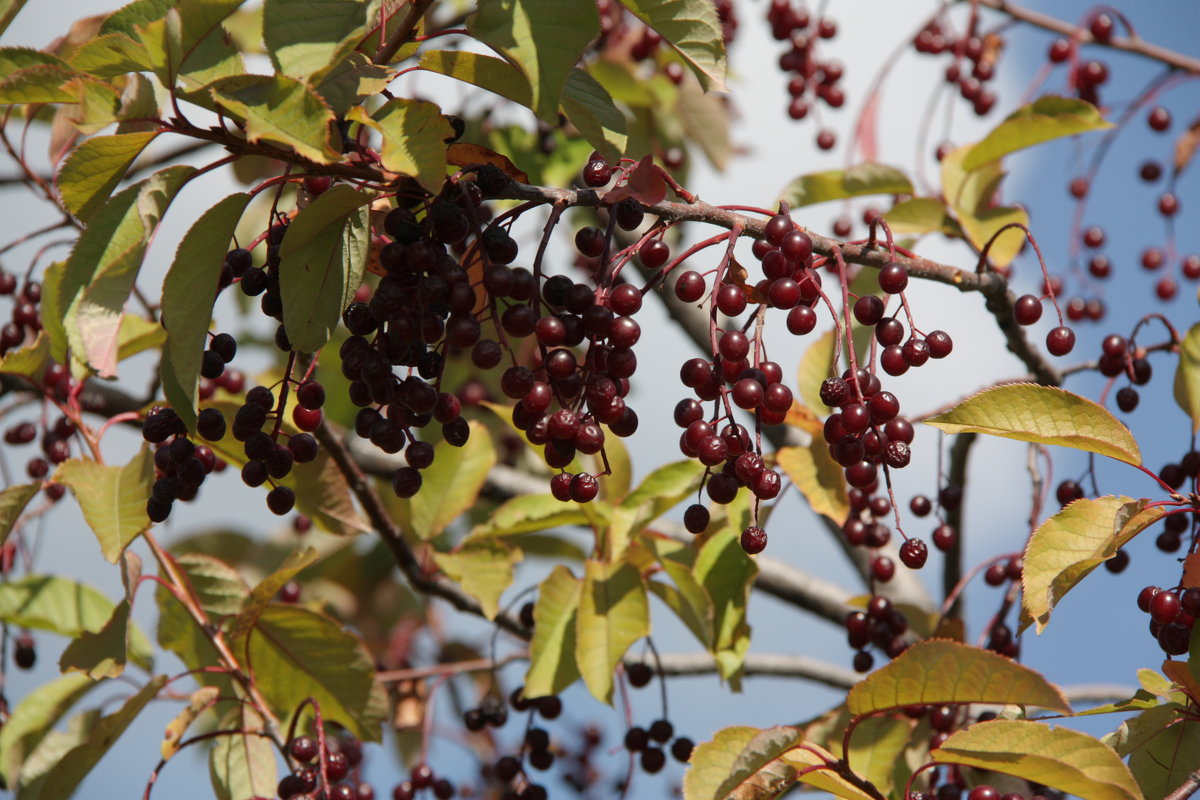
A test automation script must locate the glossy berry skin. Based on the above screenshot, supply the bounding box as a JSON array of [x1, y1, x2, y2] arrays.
[[627, 662, 653, 687], [1149, 590, 1181, 624], [899, 538, 928, 569], [1046, 326, 1075, 356], [740, 526, 767, 554]]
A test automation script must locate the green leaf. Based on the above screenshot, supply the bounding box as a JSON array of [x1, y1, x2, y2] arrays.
[[524, 565, 582, 698], [39, 261, 68, 364], [314, 51, 394, 116], [162, 187, 242, 423], [209, 705, 277, 800], [575, 558, 649, 704], [779, 163, 913, 208], [279, 185, 373, 353], [347, 97, 450, 192], [54, 446, 155, 562], [391, 422, 496, 541], [117, 314, 167, 361], [229, 547, 319, 640], [209, 74, 340, 163], [617, 0, 727, 91], [561, 68, 627, 163], [171, 552, 250, 616], [101, 0, 174, 36], [1022, 497, 1165, 633], [0, 331, 49, 382], [263, 0, 368, 81], [676, 65, 730, 170], [16, 709, 101, 797], [957, 203, 1029, 269], [58, 599, 134, 679], [419, 49, 532, 107], [844, 715, 914, 795], [925, 384, 1141, 465], [777, 442, 850, 524], [607, 460, 703, 560], [37, 676, 168, 800], [0, 0, 27, 37], [0, 482, 40, 546], [1173, 322, 1200, 434], [884, 197, 959, 236], [941, 143, 1005, 214], [0, 64, 79, 104], [69, 34, 155, 79], [154, 559, 232, 688], [797, 328, 836, 412], [693, 515, 756, 686], [963, 97, 1112, 172], [468, 493, 589, 537], [1127, 713, 1200, 800], [0, 673, 94, 790], [241, 604, 387, 741], [470, 0, 599, 121], [61, 165, 193, 377], [0, 46, 71, 74], [648, 561, 712, 648], [933, 720, 1141, 800], [847, 639, 1070, 715], [432, 539, 522, 620]]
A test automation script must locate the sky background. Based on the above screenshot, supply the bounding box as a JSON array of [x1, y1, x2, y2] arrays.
[[2, 1, 1200, 798]]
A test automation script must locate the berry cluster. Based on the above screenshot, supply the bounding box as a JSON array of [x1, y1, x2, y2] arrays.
[[279, 733, 376, 800], [765, 0, 842, 146], [912, 18, 999, 116], [844, 595, 909, 673], [597, 0, 737, 87], [1137, 584, 1200, 656], [228, 383, 319, 514], [623, 717, 693, 774], [0, 271, 40, 357], [141, 406, 228, 522]]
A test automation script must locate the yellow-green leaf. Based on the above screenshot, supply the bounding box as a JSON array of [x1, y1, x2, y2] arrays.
[[618, 0, 727, 92], [0, 64, 79, 104], [0, 1, 27, 37], [390, 421, 496, 541], [524, 565, 582, 698], [777, 442, 850, 524], [70, 33, 155, 79], [0, 482, 40, 546], [432, 539, 521, 620], [575, 558, 649, 704], [933, 719, 1141, 800], [162, 686, 219, 760], [229, 547, 318, 640], [263, 0, 368, 81], [1173, 322, 1200, 434], [676, 64, 730, 170], [779, 163, 913, 208], [0, 673, 95, 791], [608, 460, 703, 560], [957, 203, 1029, 269], [843, 714, 914, 794], [56, 131, 158, 222], [963, 97, 1112, 172], [116, 314, 167, 362], [419, 49, 532, 107], [1022, 497, 1164, 633], [847, 639, 1070, 715], [561, 67, 627, 163], [925, 384, 1141, 465], [54, 447, 155, 562], [885, 197, 959, 236], [0, 331, 49, 382], [1127, 711, 1200, 800], [942, 143, 1005, 215], [347, 97, 450, 192], [694, 504, 757, 685], [209, 704, 277, 800], [468, 493, 589, 538], [209, 73, 340, 164], [798, 328, 836, 412], [58, 599, 135, 679], [313, 52, 394, 116]]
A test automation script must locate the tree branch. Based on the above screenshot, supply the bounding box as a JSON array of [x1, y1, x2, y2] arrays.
[[973, 0, 1200, 74], [942, 432, 976, 617]]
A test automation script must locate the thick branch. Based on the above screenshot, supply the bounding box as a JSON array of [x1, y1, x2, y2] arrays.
[[628, 652, 859, 689], [974, 0, 1200, 74], [1164, 771, 1200, 800], [942, 432, 976, 616]]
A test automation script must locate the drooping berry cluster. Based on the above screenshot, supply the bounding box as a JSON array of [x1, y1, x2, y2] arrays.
[[141, 406, 228, 522], [279, 733, 377, 800], [765, 0, 842, 147], [1138, 584, 1200, 656], [912, 17, 999, 116]]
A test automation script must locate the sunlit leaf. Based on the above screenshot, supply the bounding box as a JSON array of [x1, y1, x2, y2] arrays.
[[957, 203, 1029, 269], [963, 97, 1112, 171], [419, 49, 532, 107], [843, 715, 913, 794], [575, 558, 649, 704], [54, 446, 155, 562], [0, 331, 49, 382], [56, 132, 157, 223], [209, 704, 277, 800], [885, 197, 959, 236], [561, 68, 627, 163], [209, 74, 340, 163], [347, 97, 450, 192], [925, 384, 1141, 465], [433, 539, 522, 620], [777, 442, 850, 524], [942, 144, 1005, 214], [162, 685, 219, 760], [263, 0, 368, 81], [524, 565, 582, 698], [0, 482, 40, 546], [608, 460, 702, 560], [779, 163, 913, 208], [229, 547, 319, 640], [1173, 322, 1200, 434], [390, 421, 496, 541], [933, 720, 1141, 800], [617, 0, 727, 91], [1022, 497, 1164, 633], [116, 314, 167, 362], [847, 639, 1070, 714], [694, 507, 756, 686], [314, 51, 393, 115], [58, 599, 135, 679], [0, 64, 79, 104], [69, 33, 154, 79], [468, 493, 589, 538]]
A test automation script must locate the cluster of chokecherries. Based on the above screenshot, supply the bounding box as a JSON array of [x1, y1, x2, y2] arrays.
[[1137, 584, 1200, 656], [0, 269, 41, 357], [594, 0, 736, 86], [1046, 12, 1122, 107], [278, 733, 379, 800], [911, 17, 999, 116], [765, 0, 842, 146]]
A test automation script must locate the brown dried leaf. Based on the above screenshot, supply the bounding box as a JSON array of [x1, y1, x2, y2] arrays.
[[448, 142, 529, 183], [1173, 117, 1200, 175]]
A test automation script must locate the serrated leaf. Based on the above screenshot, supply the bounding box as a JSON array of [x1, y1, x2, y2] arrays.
[[60, 92, 154, 150], [1106, 703, 1181, 759], [1173, 322, 1200, 434], [777, 442, 850, 524], [963, 97, 1112, 171], [36, 677, 168, 800], [0, 482, 40, 546], [209, 73, 340, 163], [525, 565, 582, 698], [933, 720, 1141, 800], [779, 163, 913, 208], [210, 704, 277, 800], [0, 330, 49, 382], [847, 639, 1070, 714], [925, 384, 1141, 465], [618, 0, 727, 91], [390, 421, 496, 541], [885, 197, 959, 236], [162, 686, 220, 760], [280, 186, 373, 353], [101, 0, 174, 37], [229, 547, 318, 640], [347, 98, 450, 192], [0, 64, 79, 104], [844, 715, 913, 794], [69, 33, 154, 78], [608, 460, 703, 560], [0, 0, 27, 37], [575, 558, 649, 704], [470, 0, 599, 121], [468, 493, 589, 537], [240, 604, 387, 741], [263, 0, 368, 81], [314, 51, 393, 115], [561, 67, 627, 163], [957, 203, 1029, 269], [0, 673, 94, 790], [61, 165, 193, 377], [58, 599, 134, 679], [54, 446, 155, 562], [432, 539, 521, 620], [419, 49, 532, 107], [1022, 497, 1165, 633]]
